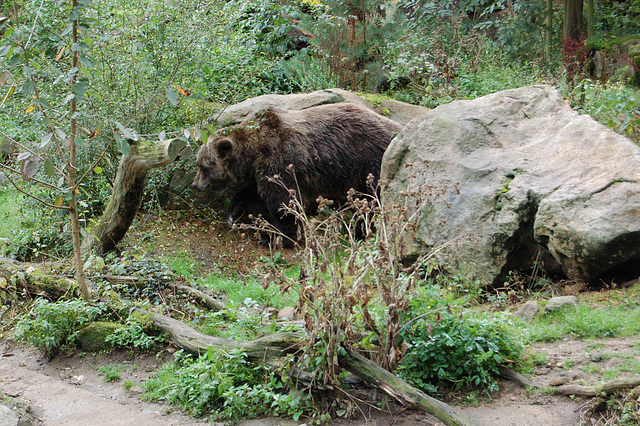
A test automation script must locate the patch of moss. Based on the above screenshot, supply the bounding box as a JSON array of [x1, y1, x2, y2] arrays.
[[31, 271, 79, 298], [587, 35, 640, 53], [76, 321, 121, 352], [128, 310, 155, 330]]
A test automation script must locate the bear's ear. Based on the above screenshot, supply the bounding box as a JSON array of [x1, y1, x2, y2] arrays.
[[215, 138, 234, 159]]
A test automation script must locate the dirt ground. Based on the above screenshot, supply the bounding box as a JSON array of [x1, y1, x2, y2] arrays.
[[2, 337, 607, 425], [1, 214, 637, 425]]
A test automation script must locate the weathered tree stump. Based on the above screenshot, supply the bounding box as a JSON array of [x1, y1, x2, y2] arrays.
[[80, 138, 192, 255]]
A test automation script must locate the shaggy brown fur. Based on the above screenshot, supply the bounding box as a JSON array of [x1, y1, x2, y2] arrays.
[[191, 102, 401, 244]]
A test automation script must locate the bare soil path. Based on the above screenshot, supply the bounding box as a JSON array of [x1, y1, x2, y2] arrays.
[[2, 338, 597, 426]]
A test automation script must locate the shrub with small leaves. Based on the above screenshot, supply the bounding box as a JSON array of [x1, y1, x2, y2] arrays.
[[14, 298, 106, 358], [105, 316, 166, 351], [398, 285, 524, 393], [144, 348, 313, 422]]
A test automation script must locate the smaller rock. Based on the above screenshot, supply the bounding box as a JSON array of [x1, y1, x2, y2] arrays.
[[549, 376, 571, 386], [534, 367, 550, 375], [128, 386, 145, 395], [277, 307, 296, 320], [0, 404, 18, 426], [566, 370, 581, 380], [71, 375, 85, 385], [590, 353, 604, 363], [76, 321, 121, 352], [515, 300, 540, 321], [264, 307, 278, 319], [545, 296, 579, 312]]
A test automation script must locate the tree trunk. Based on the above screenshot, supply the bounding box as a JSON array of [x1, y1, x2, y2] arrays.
[[500, 367, 640, 397], [137, 308, 302, 360], [545, 0, 553, 59], [339, 351, 473, 426], [81, 138, 192, 255], [586, 0, 594, 40], [563, 0, 584, 42]]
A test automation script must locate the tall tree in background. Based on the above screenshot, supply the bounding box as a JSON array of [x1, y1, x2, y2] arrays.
[[564, 0, 584, 42]]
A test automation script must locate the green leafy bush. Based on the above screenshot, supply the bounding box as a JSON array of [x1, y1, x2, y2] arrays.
[[398, 285, 524, 393], [144, 348, 312, 421], [568, 80, 640, 144], [14, 299, 106, 357], [105, 316, 166, 351]]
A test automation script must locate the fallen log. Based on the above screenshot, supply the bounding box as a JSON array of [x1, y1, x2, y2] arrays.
[[499, 366, 640, 397], [80, 138, 192, 255], [140, 308, 472, 426], [0, 257, 80, 300], [339, 352, 473, 426], [102, 276, 225, 312], [168, 283, 225, 312], [136, 308, 302, 360]]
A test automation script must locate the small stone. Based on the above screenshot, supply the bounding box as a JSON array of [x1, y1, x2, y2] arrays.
[[534, 367, 550, 375], [545, 296, 579, 312], [264, 307, 278, 319], [549, 376, 570, 386], [129, 386, 144, 394], [590, 353, 604, 362], [277, 306, 296, 320], [515, 300, 540, 321], [71, 375, 85, 385]]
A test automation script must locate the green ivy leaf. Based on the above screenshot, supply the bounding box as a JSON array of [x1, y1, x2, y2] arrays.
[[22, 79, 34, 95], [114, 133, 130, 156], [44, 158, 55, 177], [78, 55, 95, 68]]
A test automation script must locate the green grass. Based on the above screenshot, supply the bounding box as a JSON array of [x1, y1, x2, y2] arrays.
[[0, 190, 23, 239], [526, 304, 640, 342], [97, 364, 124, 382], [200, 274, 296, 310]]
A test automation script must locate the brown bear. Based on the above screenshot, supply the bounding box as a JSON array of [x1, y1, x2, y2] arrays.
[[191, 102, 402, 245]]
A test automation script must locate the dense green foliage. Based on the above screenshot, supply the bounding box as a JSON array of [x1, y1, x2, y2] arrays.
[[144, 348, 313, 421], [398, 284, 524, 393], [14, 298, 106, 357]]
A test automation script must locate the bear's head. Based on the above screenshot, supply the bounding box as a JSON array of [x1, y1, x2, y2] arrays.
[[190, 135, 237, 192]]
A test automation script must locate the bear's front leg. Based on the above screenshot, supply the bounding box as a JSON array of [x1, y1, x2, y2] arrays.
[[257, 180, 299, 248]]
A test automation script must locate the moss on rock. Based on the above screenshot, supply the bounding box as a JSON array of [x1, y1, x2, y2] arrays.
[[77, 321, 121, 352]]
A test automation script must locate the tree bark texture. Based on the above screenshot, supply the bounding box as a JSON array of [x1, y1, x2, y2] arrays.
[[563, 0, 584, 42], [500, 367, 640, 397], [81, 138, 191, 255]]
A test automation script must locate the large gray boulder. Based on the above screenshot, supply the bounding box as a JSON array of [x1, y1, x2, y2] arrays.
[[212, 88, 428, 127], [381, 84, 640, 286], [213, 88, 374, 126]]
